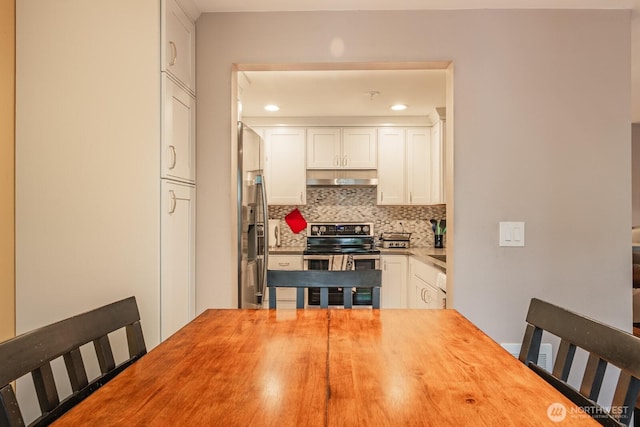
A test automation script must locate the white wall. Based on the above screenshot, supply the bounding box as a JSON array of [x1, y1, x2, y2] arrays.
[[197, 10, 632, 342], [16, 0, 162, 346]]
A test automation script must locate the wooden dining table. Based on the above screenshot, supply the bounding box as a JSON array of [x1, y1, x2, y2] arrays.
[[53, 309, 598, 426]]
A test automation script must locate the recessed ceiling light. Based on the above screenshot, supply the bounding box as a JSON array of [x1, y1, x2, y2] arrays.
[[391, 104, 408, 111], [264, 104, 280, 112]]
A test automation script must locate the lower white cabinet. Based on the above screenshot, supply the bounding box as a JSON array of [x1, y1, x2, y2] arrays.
[[409, 257, 444, 309], [380, 255, 408, 308], [265, 254, 303, 308], [161, 180, 196, 340]]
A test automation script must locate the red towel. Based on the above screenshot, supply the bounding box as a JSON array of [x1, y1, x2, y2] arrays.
[[284, 208, 307, 234]]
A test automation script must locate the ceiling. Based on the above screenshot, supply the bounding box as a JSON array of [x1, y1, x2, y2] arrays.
[[239, 69, 447, 118]]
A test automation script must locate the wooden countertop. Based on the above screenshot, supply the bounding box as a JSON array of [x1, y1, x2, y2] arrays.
[[53, 309, 597, 426]]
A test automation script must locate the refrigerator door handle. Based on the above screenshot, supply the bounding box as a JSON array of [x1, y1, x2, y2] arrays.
[[256, 175, 269, 305]]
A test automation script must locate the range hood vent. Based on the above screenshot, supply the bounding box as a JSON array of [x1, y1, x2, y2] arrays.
[[306, 170, 378, 187]]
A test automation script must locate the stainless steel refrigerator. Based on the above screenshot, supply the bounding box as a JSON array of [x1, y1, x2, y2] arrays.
[[238, 122, 269, 308]]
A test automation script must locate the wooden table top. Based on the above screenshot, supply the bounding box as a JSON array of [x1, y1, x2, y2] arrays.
[[54, 309, 598, 426]]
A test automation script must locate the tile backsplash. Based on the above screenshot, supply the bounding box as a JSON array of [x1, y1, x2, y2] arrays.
[[269, 187, 446, 248]]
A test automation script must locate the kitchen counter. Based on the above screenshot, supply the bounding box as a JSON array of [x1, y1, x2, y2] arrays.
[[380, 247, 447, 270], [268, 246, 447, 269], [269, 246, 305, 255]]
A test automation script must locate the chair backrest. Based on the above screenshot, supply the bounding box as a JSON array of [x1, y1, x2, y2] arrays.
[[266, 270, 382, 309], [519, 298, 640, 426], [0, 296, 146, 427]]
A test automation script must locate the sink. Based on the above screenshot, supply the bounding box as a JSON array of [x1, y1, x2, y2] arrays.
[[430, 254, 446, 263]]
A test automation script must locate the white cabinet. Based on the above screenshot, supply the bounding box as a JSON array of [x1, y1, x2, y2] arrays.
[[377, 128, 406, 205], [162, 75, 195, 183], [307, 128, 341, 168], [161, 180, 196, 340], [430, 120, 445, 204], [162, 0, 195, 94], [265, 127, 306, 205], [307, 127, 377, 169], [378, 127, 437, 205], [406, 128, 432, 205], [408, 257, 444, 309], [266, 255, 304, 309], [381, 255, 408, 308], [341, 128, 377, 168]]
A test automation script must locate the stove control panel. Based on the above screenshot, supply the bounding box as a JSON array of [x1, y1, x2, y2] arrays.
[[307, 223, 373, 237]]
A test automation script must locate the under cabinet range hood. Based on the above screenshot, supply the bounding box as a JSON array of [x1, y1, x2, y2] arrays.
[[306, 169, 378, 187]]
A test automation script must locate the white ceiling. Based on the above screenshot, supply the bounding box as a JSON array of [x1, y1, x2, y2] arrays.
[[239, 69, 447, 118]]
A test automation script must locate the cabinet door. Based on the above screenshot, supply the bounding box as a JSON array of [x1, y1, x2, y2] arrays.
[[430, 120, 445, 204], [406, 128, 431, 205], [265, 128, 306, 205], [266, 255, 304, 308], [377, 128, 406, 205], [163, 0, 195, 93], [307, 128, 341, 169], [381, 255, 408, 308], [342, 128, 377, 168], [161, 180, 195, 340], [162, 76, 196, 183]]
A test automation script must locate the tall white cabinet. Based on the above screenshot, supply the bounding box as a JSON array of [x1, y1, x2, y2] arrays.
[[16, 0, 200, 351], [160, 0, 197, 341]]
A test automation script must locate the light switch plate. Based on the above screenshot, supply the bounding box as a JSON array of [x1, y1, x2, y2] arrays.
[[499, 222, 525, 247]]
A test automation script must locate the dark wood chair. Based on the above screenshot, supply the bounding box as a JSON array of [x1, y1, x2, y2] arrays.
[[520, 298, 640, 426], [266, 269, 382, 309], [0, 296, 146, 427]]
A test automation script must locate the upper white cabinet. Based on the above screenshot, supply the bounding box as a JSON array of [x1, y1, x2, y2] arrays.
[[406, 128, 432, 205], [378, 127, 440, 205], [307, 127, 377, 169], [162, 75, 196, 183], [307, 128, 342, 168], [265, 127, 306, 205], [162, 0, 196, 94], [377, 128, 406, 205], [430, 120, 445, 204]]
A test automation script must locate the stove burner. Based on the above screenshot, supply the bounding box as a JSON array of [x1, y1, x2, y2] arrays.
[[305, 222, 377, 255]]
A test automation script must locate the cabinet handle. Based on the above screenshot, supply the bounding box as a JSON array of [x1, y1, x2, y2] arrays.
[[168, 190, 177, 214], [409, 192, 413, 203], [169, 41, 177, 66], [343, 155, 348, 166], [335, 155, 340, 167], [278, 262, 290, 267], [168, 145, 177, 169], [300, 192, 303, 202], [380, 192, 384, 202]]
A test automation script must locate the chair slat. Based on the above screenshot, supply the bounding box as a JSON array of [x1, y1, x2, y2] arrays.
[[552, 339, 576, 381], [610, 373, 640, 425], [63, 349, 88, 392], [31, 363, 59, 413], [125, 322, 146, 359], [580, 354, 607, 401], [93, 336, 115, 375], [518, 324, 542, 365], [0, 385, 23, 427]]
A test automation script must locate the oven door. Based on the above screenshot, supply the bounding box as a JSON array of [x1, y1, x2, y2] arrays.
[[304, 254, 380, 306]]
